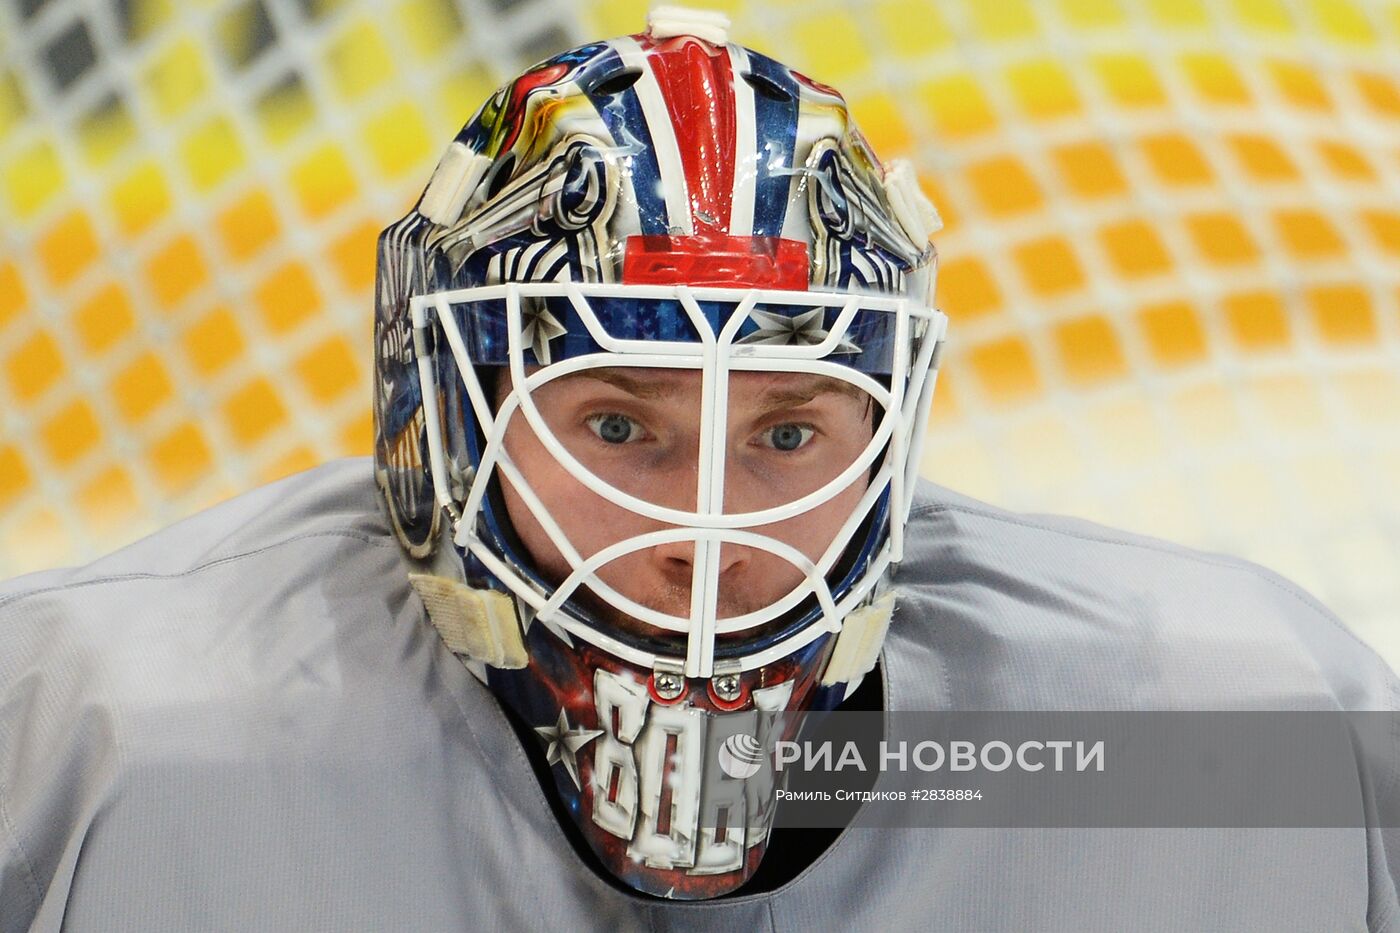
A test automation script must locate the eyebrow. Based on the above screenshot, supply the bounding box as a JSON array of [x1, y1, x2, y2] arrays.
[[752, 375, 868, 410], [573, 369, 671, 399], [573, 370, 867, 407]]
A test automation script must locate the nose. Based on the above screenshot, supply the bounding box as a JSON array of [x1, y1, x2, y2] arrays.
[[638, 444, 758, 594], [648, 537, 749, 588]]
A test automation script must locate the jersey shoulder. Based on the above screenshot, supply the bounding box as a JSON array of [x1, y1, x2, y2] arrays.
[[0, 458, 422, 771], [1, 457, 390, 592], [0, 457, 403, 674], [0, 459, 520, 925], [892, 480, 1398, 711]]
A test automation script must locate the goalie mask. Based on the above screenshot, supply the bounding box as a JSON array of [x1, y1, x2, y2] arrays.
[[374, 6, 946, 900]]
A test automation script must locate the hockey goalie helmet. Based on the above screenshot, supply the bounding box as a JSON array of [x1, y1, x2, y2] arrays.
[[374, 6, 945, 900]]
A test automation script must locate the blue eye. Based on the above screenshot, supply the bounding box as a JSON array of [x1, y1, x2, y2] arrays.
[[761, 424, 815, 452], [586, 413, 643, 444]]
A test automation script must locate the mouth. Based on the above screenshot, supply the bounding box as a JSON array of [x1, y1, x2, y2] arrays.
[[558, 577, 825, 655]]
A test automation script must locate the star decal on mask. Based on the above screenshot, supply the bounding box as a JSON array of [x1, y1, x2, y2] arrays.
[[516, 598, 537, 634], [736, 307, 861, 354], [520, 301, 568, 365], [516, 598, 574, 647], [535, 709, 603, 791]]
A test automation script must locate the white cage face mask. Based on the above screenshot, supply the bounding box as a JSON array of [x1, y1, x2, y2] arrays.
[[412, 281, 946, 679]]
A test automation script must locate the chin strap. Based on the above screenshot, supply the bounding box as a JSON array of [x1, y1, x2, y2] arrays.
[[819, 590, 896, 687], [409, 574, 529, 669]]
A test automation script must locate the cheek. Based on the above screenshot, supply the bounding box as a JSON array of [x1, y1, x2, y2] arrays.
[[498, 418, 646, 576], [498, 471, 558, 576], [498, 417, 571, 575], [746, 471, 870, 576]]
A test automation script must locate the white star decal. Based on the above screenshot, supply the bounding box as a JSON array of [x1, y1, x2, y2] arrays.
[[516, 598, 537, 634], [534, 709, 603, 791], [520, 302, 567, 364], [737, 307, 861, 354], [524, 601, 574, 647]]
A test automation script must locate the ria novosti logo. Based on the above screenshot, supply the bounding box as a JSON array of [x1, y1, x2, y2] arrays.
[[717, 732, 765, 779]]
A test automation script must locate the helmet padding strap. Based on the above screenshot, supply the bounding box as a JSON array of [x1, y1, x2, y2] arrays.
[[819, 590, 896, 686], [409, 573, 529, 669]]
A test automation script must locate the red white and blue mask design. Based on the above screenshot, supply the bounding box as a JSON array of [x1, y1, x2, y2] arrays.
[[374, 8, 945, 899]]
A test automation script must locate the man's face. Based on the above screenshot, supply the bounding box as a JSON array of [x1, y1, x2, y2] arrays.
[[494, 367, 876, 635]]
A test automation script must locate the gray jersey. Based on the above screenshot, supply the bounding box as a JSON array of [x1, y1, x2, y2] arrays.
[[1, 459, 1396, 931]]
